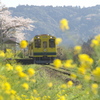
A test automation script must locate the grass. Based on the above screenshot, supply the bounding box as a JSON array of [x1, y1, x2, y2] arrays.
[[0, 38, 100, 99], [0, 58, 100, 100]]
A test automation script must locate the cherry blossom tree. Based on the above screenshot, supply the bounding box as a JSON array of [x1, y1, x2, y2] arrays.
[[0, 2, 35, 42]]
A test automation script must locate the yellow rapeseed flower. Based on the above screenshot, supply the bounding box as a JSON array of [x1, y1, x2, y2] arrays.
[[55, 38, 62, 45], [15, 66, 23, 72], [0, 50, 5, 57], [64, 62, 71, 68], [88, 58, 93, 65], [3, 82, 11, 90], [42, 96, 50, 100], [47, 82, 53, 88], [0, 96, 3, 100], [91, 83, 98, 89], [6, 66, 13, 71], [64, 59, 76, 68], [10, 89, 16, 95], [84, 75, 91, 81], [78, 67, 86, 74], [95, 34, 100, 41], [70, 73, 77, 79], [91, 83, 98, 94], [90, 34, 100, 47], [79, 63, 91, 69], [6, 63, 13, 71], [6, 49, 12, 52], [21, 94, 27, 98], [22, 83, 29, 90], [66, 59, 73, 64], [5, 52, 14, 58], [78, 54, 89, 61], [18, 72, 27, 78], [28, 68, 35, 77], [60, 84, 67, 88], [53, 59, 62, 68], [60, 18, 69, 31], [6, 63, 11, 67], [74, 46, 82, 51], [33, 89, 38, 94], [16, 96, 21, 100], [78, 54, 93, 65], [92, 67, 100, 81], [92, 89, 98, 94], [90, 39, 99, 47], [5, 49, 14, 58], [30, 79, 36, 83], [20, 40, 28, 49], [76, 84, 82, 89], [67, 81, 73, 88], [74, 45, 82, 54], [58, 96, 66, 100], [92, 67, 100, 76], [25, 76, 29, 81], [10, 95, 15, 100]]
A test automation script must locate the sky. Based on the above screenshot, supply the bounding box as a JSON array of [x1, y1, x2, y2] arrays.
[[1, 0, 100, 8]]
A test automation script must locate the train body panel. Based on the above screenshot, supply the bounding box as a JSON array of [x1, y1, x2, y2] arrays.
[[28, 34, 57, 64]]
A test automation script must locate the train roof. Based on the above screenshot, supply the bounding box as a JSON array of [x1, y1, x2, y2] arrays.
[[34, 34, 55, 37], [29, 34, 56, 43]]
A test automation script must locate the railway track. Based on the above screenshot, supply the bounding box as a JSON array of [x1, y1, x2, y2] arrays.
[[6, 58, 53, 65], [6, 58, 79, 84], [6, 58, 34, 64], [45, 65, 71, 76], [40, 65, 79, 85]]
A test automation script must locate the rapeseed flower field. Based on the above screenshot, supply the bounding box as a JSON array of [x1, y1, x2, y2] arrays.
[[0, 19, 100, 100]]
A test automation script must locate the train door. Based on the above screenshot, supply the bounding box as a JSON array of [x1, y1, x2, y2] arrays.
[[42, 40, 48, 55]]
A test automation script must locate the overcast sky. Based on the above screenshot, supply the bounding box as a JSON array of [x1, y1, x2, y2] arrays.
[[1, 0, 100, 8]]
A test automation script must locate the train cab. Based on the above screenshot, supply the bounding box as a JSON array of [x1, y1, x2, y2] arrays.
[[28, 34, 57, 64]]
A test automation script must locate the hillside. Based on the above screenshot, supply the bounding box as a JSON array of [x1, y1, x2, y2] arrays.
[[9, 5, 100, 46]]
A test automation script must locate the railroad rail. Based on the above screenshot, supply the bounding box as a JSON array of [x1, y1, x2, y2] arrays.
[[40, 65, 79, 85], [6, 58, 79, 85]]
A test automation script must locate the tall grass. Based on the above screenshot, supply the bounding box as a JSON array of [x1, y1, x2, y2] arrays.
[[0, 41, 100, 100]]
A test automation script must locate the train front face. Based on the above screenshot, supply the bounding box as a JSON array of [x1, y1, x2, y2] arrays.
[[33, 34, 57, 64]]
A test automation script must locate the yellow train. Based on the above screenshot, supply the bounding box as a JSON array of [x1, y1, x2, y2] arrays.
[[28, 34, 57, 64]]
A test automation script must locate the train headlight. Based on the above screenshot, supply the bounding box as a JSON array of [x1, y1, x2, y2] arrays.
[[50, 37, 52, 38], [36, 36, 40, 38]]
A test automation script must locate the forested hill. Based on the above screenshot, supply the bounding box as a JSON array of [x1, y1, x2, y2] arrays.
[[9, 5, 100, 46]]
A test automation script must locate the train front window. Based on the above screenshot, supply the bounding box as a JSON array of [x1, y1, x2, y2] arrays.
[[43, 41, 47, 48], [35, 39, 41, 48], [49, 39, 55, 48]]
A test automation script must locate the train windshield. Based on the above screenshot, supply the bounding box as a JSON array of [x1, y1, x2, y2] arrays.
[[35, 39, 41, 48], [49, 39, 55, 48], [43, 41, 47, 48]]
